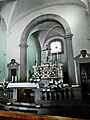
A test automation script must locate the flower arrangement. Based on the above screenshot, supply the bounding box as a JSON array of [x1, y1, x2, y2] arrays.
[[45, 79, 69, 91], [29, 72, 41, 83]]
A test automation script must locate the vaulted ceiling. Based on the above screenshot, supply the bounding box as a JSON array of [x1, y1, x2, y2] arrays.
[[0, 0, 89, 30], [0, 0, 89, 12], [0, 0, 15, 8]]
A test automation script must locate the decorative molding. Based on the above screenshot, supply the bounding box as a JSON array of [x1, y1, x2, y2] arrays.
[[64, 34, 73, 40], [74, 50, 90, 60], [74, 49, 90, 85], [19, 43, 28, 48]]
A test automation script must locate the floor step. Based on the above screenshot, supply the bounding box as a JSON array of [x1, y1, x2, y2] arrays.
[[8, 105, 39, 113], [11, 102, 36, 107], [6, 102, 39, 113]]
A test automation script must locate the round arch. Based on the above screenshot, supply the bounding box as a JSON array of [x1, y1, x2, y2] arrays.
[[20, 14, 75, 84]]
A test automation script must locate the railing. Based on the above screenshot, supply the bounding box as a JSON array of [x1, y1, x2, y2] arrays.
[[40, 87, 74, 101], [0, 85, 81, 105], [35, 86, 81, 105], [0, 88, 13, 100]]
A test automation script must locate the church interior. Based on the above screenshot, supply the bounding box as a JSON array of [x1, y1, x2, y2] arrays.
[[0, 0, 90, 119]]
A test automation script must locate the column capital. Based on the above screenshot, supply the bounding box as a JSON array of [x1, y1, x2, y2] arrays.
[[64, 34, 73, 40], [19, 43, 28, 48]]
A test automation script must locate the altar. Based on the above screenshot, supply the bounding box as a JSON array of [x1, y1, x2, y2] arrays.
[[7, 83, 39, 103], [7, 83, 39, 89]]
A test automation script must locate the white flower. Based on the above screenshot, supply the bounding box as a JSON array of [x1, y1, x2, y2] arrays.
[[59, 84, 62, 88], [37, 79, 40, 82], [51, 85, 55, 89], [58, 80, 61, 83], [42, 89, 45, 91], [45, 84, 48, 87], [34, 79, 36, 81], [49, 80, 53, 84], [55, 85, 57, 88], [63, 84, 66, 87], [47, 89, 50, 91], [55, 81, 58, 85]]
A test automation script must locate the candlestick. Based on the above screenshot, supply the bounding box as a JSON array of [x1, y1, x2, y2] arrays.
[[52, 54, 53, 63], [46, 50, 48, 61], [36, 53, 38, 62], [57, 51, 58, 60], [15, 76, 17, 82], [12, 76, 14, 81]]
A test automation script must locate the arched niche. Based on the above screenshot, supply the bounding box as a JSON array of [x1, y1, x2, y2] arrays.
[[42, 36, 68, 84], [20, 14, 75, 84]]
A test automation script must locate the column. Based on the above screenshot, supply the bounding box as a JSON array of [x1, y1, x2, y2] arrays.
[[65, 34, 76, 84], [19, 42, 28, 82]]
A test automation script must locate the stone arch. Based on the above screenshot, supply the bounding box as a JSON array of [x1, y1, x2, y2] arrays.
[[0, 17, 7, 81], [20, 14, 75, 84]]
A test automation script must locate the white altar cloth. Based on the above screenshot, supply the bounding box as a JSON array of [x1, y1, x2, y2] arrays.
[[7, 82, 39, 89]]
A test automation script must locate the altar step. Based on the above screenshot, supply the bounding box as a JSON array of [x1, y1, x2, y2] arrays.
[[7, 102, 39, 113], [0, 99, 90, 119], [4, 100, 90, 119]]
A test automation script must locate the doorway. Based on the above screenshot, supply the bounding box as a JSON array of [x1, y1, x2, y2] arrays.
[[80, 63, 90, 100]]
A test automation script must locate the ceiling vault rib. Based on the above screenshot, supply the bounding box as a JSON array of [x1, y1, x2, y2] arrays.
[[42, 24, 64, 46], [7, 0, 17, 30]]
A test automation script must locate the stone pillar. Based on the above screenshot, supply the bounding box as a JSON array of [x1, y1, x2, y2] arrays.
[[65, 34, 76, 84], [19, 42, 28, 82]]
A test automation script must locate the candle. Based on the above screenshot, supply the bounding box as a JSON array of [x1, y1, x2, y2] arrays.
[[12, 76, 14, 81], [15, 76, 17, 82], [52, 54, 53, 62], [46, 50, 48, 59], [57, 51, 58, 60]]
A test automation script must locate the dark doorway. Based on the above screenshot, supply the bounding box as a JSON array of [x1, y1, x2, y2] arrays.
[[80, 63, 90, 100], [63, 72, 69, 84], [17, 88, 35, 103]]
